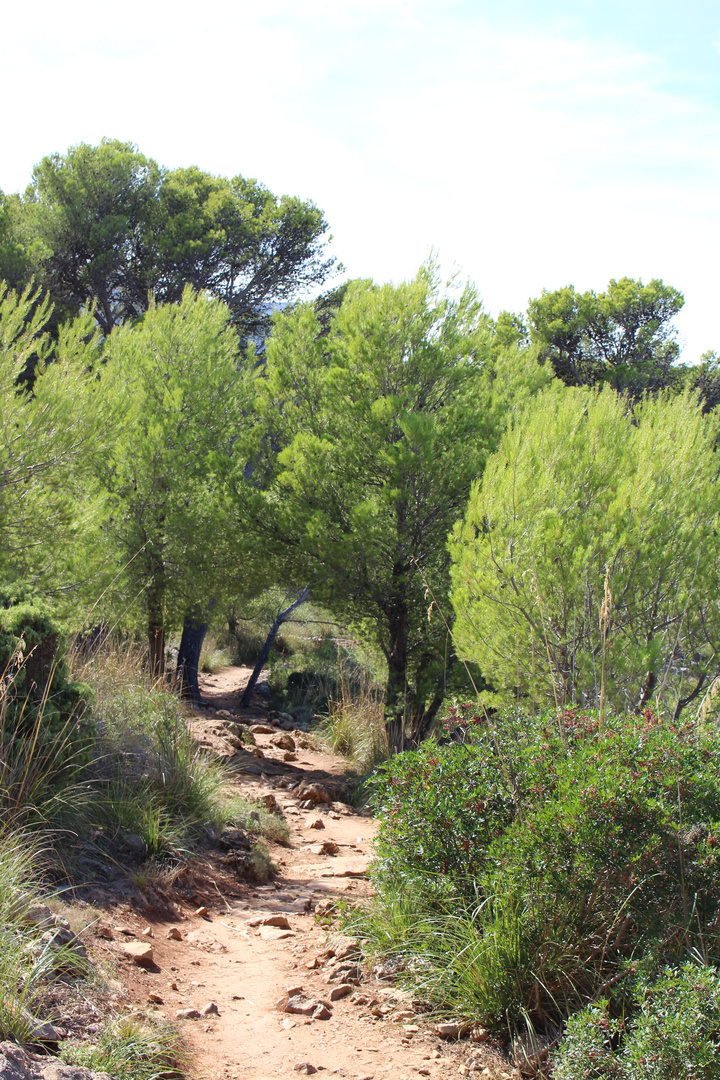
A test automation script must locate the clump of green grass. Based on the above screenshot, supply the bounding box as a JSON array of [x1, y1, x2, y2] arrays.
[[69, 638, 229, 854], [60, 1014, 186, 1080], [0, 831, 89, 1043], [223, 794, 291, 845], [319, 664, 388, 773], [198, 634, 234, 674]]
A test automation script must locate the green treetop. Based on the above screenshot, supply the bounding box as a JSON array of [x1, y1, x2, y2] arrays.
[[528, 277, 684, 398], [251, 265, 495, 747], [94, 288, 250, 676], [450, 384, 720, 716], [7, 138, 335, 339]]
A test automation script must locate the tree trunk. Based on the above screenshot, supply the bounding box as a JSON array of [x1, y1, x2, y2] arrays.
[[176, 613, 209, 705], [409, 686, 445, 747], [636, 669, 657, 713], [148, 604, 165, 682], [673, 672, 708, 721], [384, 596, 409, 753], [239, 588, 310, 708]]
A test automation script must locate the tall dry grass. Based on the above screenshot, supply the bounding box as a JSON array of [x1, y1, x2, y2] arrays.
[[69, 637, 230, 850], [319, 663, 388, 773], [0, 648, 90, 830]]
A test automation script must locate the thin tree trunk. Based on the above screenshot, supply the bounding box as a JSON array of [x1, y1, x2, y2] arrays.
[[636, 669, 657, 713], [673, 672, 708, 721], [384, 595, 409, 753], [148, 607, 165, 681], [176, 609, 211, 705], [239, 588, 310, 708], [409, 687, 445, 747]]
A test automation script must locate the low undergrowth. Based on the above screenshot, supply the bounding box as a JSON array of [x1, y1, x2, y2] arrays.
[[60, 1014, 186, 1080], [224, 794, 292, 845], [359, 703, 720, 1073], [319, 663, 388, 774], [69, 639, 231, 856], [0, 829, 174, 1079]]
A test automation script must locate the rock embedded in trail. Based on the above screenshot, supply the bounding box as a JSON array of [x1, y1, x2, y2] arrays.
[[313, 898, 337, 917], [270, 733, 296, 751], [262, 915, 292, 929], [324, 933, 360, 961], [305, 816, 325, 830], [298, 784, 333, 807], [285, 996, 332, 1017], [250, 724, 276, 735], [329, 984, 354, 1001], [308, 841, 339, 856], [218, 829, 251, 851]]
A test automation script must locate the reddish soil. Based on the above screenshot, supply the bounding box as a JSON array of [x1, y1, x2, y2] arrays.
[[89, 666, 518, 1080]]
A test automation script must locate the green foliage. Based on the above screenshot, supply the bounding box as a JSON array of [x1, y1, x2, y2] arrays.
[[528, 276, 684, 396], [450, 385, 720, 714], [319, 661, 388, 773], [0, 282, 106, 585], [370, 724, 514, 903], [0, 586, 89, 741], [0, 832, 89, 1043], [13, 137, 333, 339], [71, 640, 229, 852], [254, 264, 495, 744], [367, 708, 720, 1028], [93, 287, 250, 673], [554, 965, 720, 1079], [60, 1014, 186, 1080]]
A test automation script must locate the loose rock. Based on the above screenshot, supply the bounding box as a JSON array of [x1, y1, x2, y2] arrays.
[[201, 1001, 220, 1016], [166, 927, 183, 940], [329, 984, 353, 1001], [298, 784, 333, 807], [123, 942, 154, 966], [436, 1022, 466, 1039], [176, 1008, 201, 1020], [262, 915, 291, 929], [270, 733, 296, 751], [308, 841, 339, 856]]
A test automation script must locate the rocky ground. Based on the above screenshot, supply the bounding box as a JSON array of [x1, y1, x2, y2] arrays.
[[23, 666, 522, 1080]]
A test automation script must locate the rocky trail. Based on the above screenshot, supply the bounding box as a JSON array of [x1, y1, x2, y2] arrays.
[[77, 666, 519, 1080]]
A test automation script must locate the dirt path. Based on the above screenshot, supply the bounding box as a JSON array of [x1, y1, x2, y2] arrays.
[[93, 667, 516, 1080]]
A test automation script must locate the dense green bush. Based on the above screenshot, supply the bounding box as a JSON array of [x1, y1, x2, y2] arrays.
[[0, 586, 90, 740], [554, 964, 720, 1079], [368, 706, 720, 1028]]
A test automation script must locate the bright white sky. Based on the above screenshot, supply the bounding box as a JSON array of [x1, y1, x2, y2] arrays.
[[2, 0, 719, 359]]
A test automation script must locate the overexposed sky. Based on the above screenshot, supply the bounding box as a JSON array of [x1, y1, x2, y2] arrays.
[[2, 0, 719, 358]]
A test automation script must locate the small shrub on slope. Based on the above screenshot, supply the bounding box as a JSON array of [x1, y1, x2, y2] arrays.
[[367, 706, 720, 1029], [554, 964, 720, 1079]]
